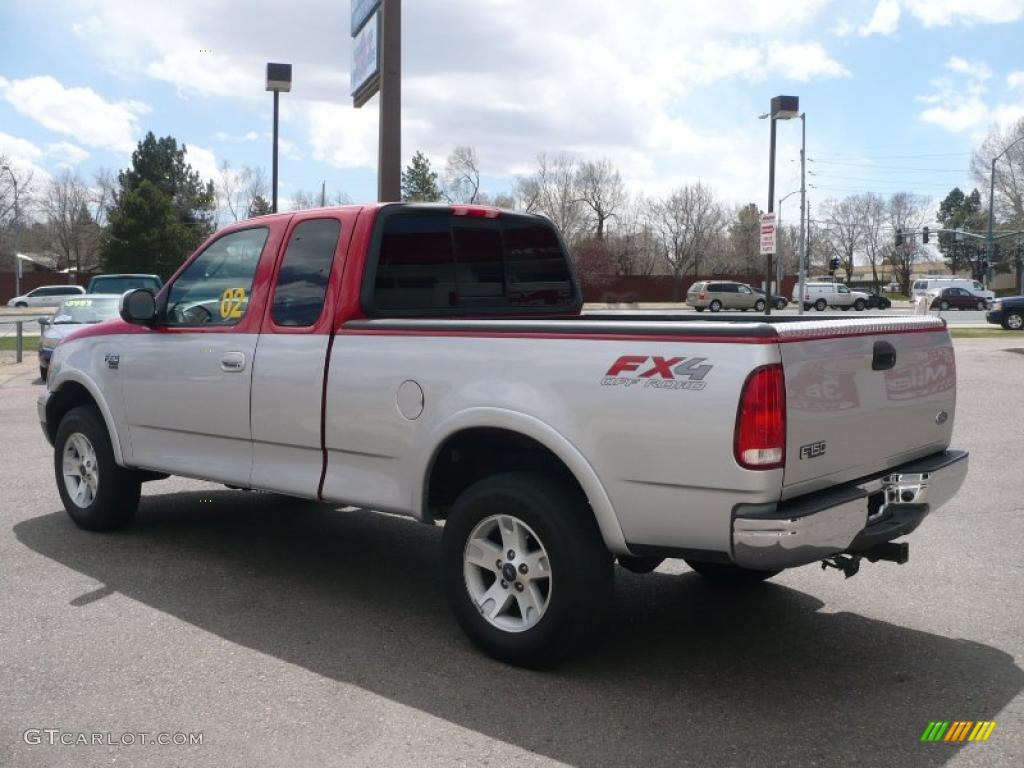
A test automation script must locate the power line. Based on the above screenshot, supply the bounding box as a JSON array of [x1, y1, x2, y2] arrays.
[[809, 158, 969, 173]]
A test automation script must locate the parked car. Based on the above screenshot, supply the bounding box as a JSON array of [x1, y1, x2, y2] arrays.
[[864, 292, 892, 310], [930, 287, 989, 311], [986, 296, 1024, 330], [753, 287, 788, 310], [40, 203, 969, 666], [86, 274, 163, 294], [912, 277, 994, 302], [6, 284, 85, 308], [795, 282, 871, 311], [686, 281, 765, 312], [38, 295, 121, 380]]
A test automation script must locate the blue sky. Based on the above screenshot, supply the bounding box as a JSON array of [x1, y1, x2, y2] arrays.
[[1, 0, 1022, 221]]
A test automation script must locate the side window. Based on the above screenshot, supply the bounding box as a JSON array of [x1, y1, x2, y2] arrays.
[[973, 281, 984, 291], [164, 227, 269, 326], [271, 219, 341, 326], [738, 285, 752, 294], [838, 286, 850, 294]]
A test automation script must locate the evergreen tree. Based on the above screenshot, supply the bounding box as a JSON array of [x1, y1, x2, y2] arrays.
[[248, 195, 273, 217], [101, 132, 216, 278], [936, 187, 985, 274], [401, 151, 441, 202]]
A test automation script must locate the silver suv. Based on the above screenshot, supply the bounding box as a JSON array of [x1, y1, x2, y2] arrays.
[[686, 281, 765, 312]]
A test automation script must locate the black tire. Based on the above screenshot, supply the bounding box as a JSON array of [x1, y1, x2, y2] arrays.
[[54, 406, 140, 531], [754, 299, 766, 312], [976, 300, 986, 311], [442, 472, 613, 666], [685, 560, 780, 586], [39, 366, 47, 381], [617, 555, 664, 574], [939, 300, 950, 311], [803, 303, 812, 312], [854, 299, 865, 311], [814, 299, 827, 311], [694, 307, 704, 312], [1003, 311, 1024, 331], [709, 300, 722, 312]]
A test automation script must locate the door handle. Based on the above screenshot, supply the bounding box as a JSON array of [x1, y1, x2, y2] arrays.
[[221, 351, 246, 372]]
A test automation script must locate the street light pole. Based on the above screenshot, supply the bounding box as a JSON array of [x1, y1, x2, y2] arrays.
[[265, 63, 293, 214], [1, 165, 20, 298], [760, 96, 800, 316], [798, 112, 807, 316], [986, 134, 1024, 288]]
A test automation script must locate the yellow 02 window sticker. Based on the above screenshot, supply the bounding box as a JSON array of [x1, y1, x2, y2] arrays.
[[218, 287, 246, 320]]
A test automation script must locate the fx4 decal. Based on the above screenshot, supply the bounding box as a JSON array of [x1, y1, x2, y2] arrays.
[[601, 355, 713, 391]]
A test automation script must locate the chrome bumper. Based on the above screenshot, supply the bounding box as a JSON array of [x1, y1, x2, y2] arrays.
[[732, 450, 969, 571]]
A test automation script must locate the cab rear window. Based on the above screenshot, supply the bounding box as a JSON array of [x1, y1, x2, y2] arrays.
[[366, 209, 578, 314]]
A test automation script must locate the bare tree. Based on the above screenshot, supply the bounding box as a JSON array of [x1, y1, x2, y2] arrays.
[[648, 182, 725, 298], [886, 192, 930, 293], [576, 158, 626, 240], [443, 146, 481, 204], [290, 189, 319, 211], [860, 192, 888, 289], [217, 161, 270, 222], [971, 117, 1024, 226], [91, 167, 118, 227], [0, 156, 36, 230], [517, 153, 587, 244], [821, 195, 867, 281], [727, 203, 761, 274], [41, 170, 101, 273]]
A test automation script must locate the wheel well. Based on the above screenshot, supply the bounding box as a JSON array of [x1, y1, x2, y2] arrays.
[[425, 428, 585, 520], [45, 382, 99, 444]]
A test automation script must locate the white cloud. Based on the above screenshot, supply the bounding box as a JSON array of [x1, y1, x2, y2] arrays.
[[992, 102, 1024, 127], [919, 99, 989, 131], [0, 76, 149, 153], [946, 56, 992, 81], [859, 0, 902, 36], [46, 142, 90, 167], [766, 42, 851, 81], [0, 132, 51, 181], [903, 0, 1024, 27], [183, 144, 219, 183], [1007, 71, 1024, 90], [213, 130, 260, 142]]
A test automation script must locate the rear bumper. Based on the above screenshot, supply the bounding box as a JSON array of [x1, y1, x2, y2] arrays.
[[732, 450, 969, 571]]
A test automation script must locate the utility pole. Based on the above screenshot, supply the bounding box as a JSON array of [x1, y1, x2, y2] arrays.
[[798, 113, 807, 316]]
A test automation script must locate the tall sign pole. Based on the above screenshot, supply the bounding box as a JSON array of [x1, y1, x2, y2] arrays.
[[351, 0, 401, 202]]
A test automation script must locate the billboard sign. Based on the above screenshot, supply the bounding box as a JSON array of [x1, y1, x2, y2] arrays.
[[351, 10, 380, 105], [759, 211, 776, 256], [351, 0, 381, 36]]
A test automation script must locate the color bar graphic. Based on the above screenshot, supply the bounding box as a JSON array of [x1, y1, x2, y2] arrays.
[[921, 721, 996, 742]]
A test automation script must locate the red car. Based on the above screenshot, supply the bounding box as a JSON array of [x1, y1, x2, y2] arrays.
[[930, 287, 988, 311]]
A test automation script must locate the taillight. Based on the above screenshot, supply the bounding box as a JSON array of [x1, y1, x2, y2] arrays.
[[451, 205, 500, 218], [734, 364, 786, 470], [699, 292, 706, 300]]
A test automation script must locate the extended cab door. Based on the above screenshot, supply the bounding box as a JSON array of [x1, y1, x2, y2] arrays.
[[119, 225, 279, 485], [249, 213, 352, 497]]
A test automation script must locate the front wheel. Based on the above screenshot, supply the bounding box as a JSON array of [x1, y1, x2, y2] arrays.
[[685, 560, 780, 586], [814, 299, 827, 311], [442, 472, 613, 666], [854, 299, 865, 311], [754, 299, 766, 312], [54, 406, 140, 531], [1004, 311, 1024, 331]]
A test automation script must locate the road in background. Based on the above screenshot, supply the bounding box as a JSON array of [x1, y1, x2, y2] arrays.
[[1, 340, 1022, 767]]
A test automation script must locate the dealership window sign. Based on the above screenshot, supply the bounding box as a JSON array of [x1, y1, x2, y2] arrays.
[[351, 8, 380, 106], [351, 0, 381, 36]]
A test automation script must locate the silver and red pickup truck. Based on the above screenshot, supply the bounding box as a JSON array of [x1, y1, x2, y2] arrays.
[[39, 203, 968, 665]]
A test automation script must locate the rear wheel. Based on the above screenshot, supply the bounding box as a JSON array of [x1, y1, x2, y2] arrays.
[[977, 300, 986, 311], [709, 300, 722, 312], [694, 307, 704, 312], [54, 406, 140, 531], [814, 299, 827, 311], [15, 301, 27, 308], [685, 560, 780, 586], [1004, 311, 1024, 331], [754, 299, 766, 312], [442, 472, 613, 666]]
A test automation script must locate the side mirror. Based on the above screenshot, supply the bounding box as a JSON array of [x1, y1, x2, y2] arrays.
[[120, 289, 157, 324]]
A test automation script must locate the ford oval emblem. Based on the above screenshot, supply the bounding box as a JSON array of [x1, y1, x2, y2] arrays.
[[935, 411, 948, 425]]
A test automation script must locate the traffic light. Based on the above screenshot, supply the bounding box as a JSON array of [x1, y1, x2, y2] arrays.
[[922, 226, 929, 244], [895, 231, 903, 246], [829, 257, 840, 276]]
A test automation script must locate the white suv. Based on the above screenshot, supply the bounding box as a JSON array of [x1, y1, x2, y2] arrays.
[[795, 282, 870, 311], [6, 285, 86, 308]]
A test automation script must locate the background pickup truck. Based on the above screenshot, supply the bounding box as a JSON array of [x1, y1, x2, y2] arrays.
[[39, 203, 968, 666]]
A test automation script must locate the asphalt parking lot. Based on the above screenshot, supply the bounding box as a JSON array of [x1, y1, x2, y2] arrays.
[[1, 338, 1022, 768]]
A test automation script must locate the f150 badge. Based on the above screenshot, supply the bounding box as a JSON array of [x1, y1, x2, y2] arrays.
[[799, 441, 827, 460], [600, 355, 712, 391]]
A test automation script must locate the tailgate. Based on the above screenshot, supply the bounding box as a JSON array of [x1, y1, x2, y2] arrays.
[[778, 317, 955, 497]]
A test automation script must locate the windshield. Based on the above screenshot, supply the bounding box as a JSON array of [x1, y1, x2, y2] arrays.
[[52, 297, 121, 324], [89, 276, 161, 294]]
